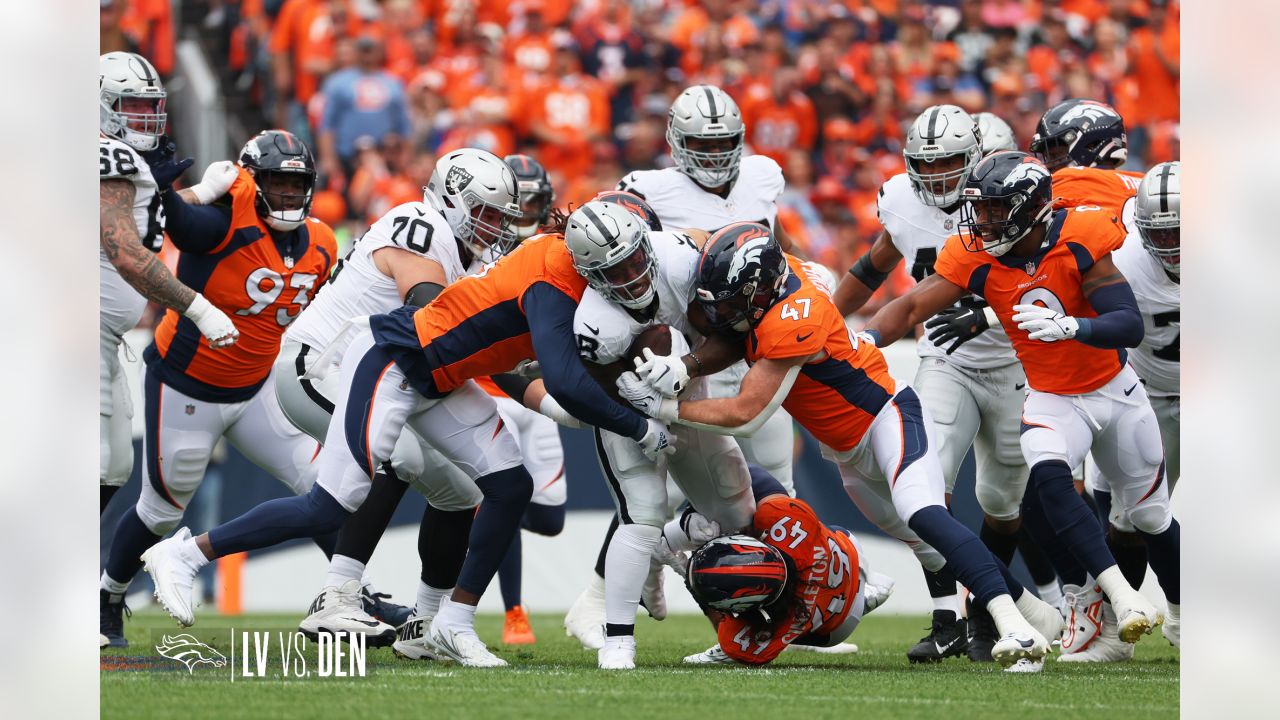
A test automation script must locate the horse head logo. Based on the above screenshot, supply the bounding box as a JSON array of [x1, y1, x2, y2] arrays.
[[155, 634, 228, 674]]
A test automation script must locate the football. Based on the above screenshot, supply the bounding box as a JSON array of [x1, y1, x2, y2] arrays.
[[625, 324, 674, 368]]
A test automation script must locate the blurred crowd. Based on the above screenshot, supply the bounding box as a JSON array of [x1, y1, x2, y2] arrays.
[[104, 0, 1179, 283]]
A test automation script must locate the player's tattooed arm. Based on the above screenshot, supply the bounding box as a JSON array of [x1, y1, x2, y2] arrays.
[[175, 187, 201, 204], [866, 272, 966, 346], [100, 179, 197, 312]]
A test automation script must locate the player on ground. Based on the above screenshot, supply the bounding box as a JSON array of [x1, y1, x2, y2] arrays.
[[142, 208, 676, 668], [864, 151, 1177, 656], [100, 129, 337, 647], [830, 105, 1028, 663], [617, 223, 1064, 669]]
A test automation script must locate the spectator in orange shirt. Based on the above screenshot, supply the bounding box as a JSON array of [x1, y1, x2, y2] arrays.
[[817, 117, 860, 183], [1128, 0, 1179, 125], [508, 0, 556, 75], [120, 0, 175, 77], [526, 41, 610, 180], [803, 37, 865, 126], [348, 134, 425, 225], [101, 0, 142, 58], [741, 67, 818, 167]]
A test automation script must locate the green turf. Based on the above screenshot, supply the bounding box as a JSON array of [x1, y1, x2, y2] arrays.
[[102, 610, 1178, 720]]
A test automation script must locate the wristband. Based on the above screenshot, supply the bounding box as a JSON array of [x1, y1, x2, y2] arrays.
[[849, 252, 890, 290]]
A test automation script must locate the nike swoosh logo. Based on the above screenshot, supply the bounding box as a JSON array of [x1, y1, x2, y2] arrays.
[[584, 323, 600, 335], [652, 366, 670, 381], [796, 332, 814, 343], [413, 207, 426, 216], [1018, 638, 1035, 648], [1124, 384, 1137, 396], [934, 637, 960, 654], [345, 618, 383, 627], [1015, 383, 1026, 391]]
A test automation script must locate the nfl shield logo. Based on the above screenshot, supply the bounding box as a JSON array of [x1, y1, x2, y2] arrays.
[[943, 218, 954, 231], [445, 165, 474, 195], [185, 404, 195, 416], [1024, 261, 1037, 276]]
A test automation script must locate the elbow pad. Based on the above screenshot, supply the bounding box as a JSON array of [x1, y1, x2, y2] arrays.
[[404, 281, 445, 308], [849, 253, 890, 290]]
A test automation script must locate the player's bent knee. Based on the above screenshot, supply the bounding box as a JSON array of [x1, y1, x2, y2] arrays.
[[1128, 504, 1172, 536], [523, 503, 565, 536], [474, 466, 534, 504], [975, 483, 1022, 523]]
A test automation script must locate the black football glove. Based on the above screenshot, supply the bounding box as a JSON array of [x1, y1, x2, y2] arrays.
[[140, 137, 194, 191], [925, 302, 990, 354]]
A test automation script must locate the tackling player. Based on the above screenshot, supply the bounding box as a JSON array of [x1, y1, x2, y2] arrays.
[[1030, 98, 1144, 223]]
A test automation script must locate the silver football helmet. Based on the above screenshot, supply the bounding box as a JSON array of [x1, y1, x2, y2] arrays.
[[904, 104, 983, 207], [975, 112, 1017, 154], [1134, 161, 1180, 276], [100, 51, 167, 152], [564, 200, 657, 311], [425, 148, 521, 259], [666, 85, 745, 189]]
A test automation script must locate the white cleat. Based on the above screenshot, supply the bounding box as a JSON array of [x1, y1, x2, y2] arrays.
[[684, 644, 739, 665], [1060, 583, 1104, 654], [140, 527, 199, 627], [1058, 602, 1135, 663], [99, 634, 109, 649], [641, 562, 667, 621], [1004, 658, 1044, 674], [563, 576, 607, 650], [598, 635, 637, 670], [863, 570, 896, 614], [391, 614, 440, 660], [991, 630, 1049, 667], [426, 619, 507, 667], [299, 579, 395, 647], [1020, 593, 1066, 647], [1112, 592, 1163, 644], [784, 642, 859, 655], [1163, 603, 1180, 648]]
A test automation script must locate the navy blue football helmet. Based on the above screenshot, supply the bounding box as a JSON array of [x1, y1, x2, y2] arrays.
[[687, 535, 790, 615], [239, 129, 316, 232], [694, 222, 788, 333], [957, 151, 1054, 257], [592, 190, 663, 232], [1029, 99, 1127, 171]]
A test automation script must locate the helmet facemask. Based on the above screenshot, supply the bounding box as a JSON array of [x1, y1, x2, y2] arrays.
[[102, 90, 167, 152], [697, 270, 786, 333], [254, 168, 315, 232], [669, 130, 744, 189], [905, 146, 979, 207], [584, 233, 658, 310], [1138, 220, 1179, 276], [513, 183, 552, 240], [958, 192, 1047, 257], [460, 200, 521, 259]]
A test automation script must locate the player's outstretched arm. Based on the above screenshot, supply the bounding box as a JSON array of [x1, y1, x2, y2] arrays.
[[833, 230, 903, 316], [617, 356, 800, 436], [865, 272, 966, 346]]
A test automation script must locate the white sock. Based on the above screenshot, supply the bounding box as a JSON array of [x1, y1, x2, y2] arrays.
[[1036, 581, 1063, 608], [416, 583, 450, 618], [987, 594, 1031, 636], [101, 571, 130, 595], [932, 593, 962, 617], [180, 537, 211, 571], [1095, 566, 1137, 603], [324, 554, 366, 589], [433, 595, 477, 632], [604, 524, 661, 628], [1014, 590, 1050, 617], [662, 517, 694, 554]]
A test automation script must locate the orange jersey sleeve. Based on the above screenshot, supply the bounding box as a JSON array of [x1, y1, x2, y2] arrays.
[[935, 209, 1128, 394], [746, 256, 895, 452], [1051, 166, 1144, 220]]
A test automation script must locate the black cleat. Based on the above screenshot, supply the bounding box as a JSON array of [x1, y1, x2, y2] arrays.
[[966, 596, 998, 662], [362, 587, 413, 628], [100, 589, 131, 649], [906, 610, 968, 663]]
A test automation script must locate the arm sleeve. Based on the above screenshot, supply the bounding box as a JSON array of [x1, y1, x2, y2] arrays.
[[1076, 281, 1144, 349], [523, 282, 648, 440], [160, 190, 232, 253]]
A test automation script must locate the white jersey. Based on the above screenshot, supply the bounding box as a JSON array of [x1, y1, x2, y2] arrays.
[[99, 135, 164, 336], [286, 201, 471, 354], [1112, 230, 1180, 395], [573, 231, 704, 366], [877, 173, 1017, 369], [617, 155, 784, 233]]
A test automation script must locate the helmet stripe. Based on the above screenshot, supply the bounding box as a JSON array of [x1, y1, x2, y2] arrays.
[[1158, 163, 1171, 213], [703, 86, 721, 122], [579, 204, 613, 239], [926, 106, 941, 140]]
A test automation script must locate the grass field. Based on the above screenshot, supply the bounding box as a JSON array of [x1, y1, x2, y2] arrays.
[[102, 610, 1179, 720]]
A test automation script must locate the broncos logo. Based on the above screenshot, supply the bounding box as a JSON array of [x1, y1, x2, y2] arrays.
[[726, 232, 772, 284], [155, 634, 228, 673], [1002, 160, 1050, 188], [1059, 101, 1119, 127]]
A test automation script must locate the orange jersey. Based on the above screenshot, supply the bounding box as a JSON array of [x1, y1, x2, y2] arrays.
[[474, 375, 504, 398], [934, 207, 1129, 395], [1051, 166, 1143, 221], [746, 256, 896, 452], [718, 495, 861, 665], [149, 167, 337, 401], [369, 234, 586, 397]]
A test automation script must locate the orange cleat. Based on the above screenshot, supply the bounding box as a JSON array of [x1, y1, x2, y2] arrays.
[[503, 606, 536, 645]]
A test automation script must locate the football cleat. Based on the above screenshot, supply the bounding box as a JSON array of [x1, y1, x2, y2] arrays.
[[503, 606, 536, 645], [966, 596, 997, 662], [1112, 591, 1163, 644], [361, 586, 413, 628], [299, 580, 396, 647], [906, 610, 968, 663], [392, 614, 441, 660], [427, 619, 507, 668], [1058, 602, 1134, 662], [1163, 603, 1180, 648], [991, 629, 1049, 667], [1059, 583, 1104, 653], [863, 570, 896, 614], [563, 576, 607, 650], [1020, 592, 1066, 647], [785, 642, 859, 655], [141, 527, 199, 627], [640, 562, 668, 621], [684, 644, 739, 665], [598, 635, 637, 670], [1004, 658, 1045, 674], [100, 589, 131, 649]]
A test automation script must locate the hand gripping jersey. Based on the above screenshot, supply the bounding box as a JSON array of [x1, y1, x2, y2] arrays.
[[1051, 166, 1144, 229], [745, 256, 896, 453], [573, 230, 704, 366], [1112, 230, 1180, 395], [876, 173, 1016, 368], [934, 207, 1129, 395], [718, 495, 861, 665], [147, 166, 337, 401], [100, 135, 164, 336], [370, 233, 587, 398], [616, 155, 785, 232], [286, 201, 473, 356]]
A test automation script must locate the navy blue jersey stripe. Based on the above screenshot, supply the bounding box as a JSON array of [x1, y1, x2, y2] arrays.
[[1065, 241, 1095, 275], [799, 357, 892, 418], [142, 368, 182, 509], [343, 344, 398, 481], [966, 263, 991, 297], [142, 344, 266, 402]]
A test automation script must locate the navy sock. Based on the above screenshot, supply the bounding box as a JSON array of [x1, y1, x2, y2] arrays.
[[455, 466, 534, 597], [748, 464, 787, 501], [419, 505, 474, 588], [907, 506, 1008, 607], [1139, 519, 1179, 604], [594, 514, 620, 579], [334, 472, 408, 564], [105, 507, 162, 585], [522, 502, 565, 536], [1019, 479, 1088, 586], [101, 485, 121, 515], [979, 521, 1019, 566], [497, 531, 522, 611], [208, 484, 349, 557], [311, 530, 338, 559], [1017, 526, 1059, 586], [1029, 461, 1116, 579]]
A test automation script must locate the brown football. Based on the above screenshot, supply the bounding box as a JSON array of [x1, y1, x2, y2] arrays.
[[625, 324, 673, 367]]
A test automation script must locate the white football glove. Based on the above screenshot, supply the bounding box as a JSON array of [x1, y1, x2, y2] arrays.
[[512, 359, 542, 378], [634, 347, 689, 397], [652, 535, 689, 576], [637, 418, 677, 461], [183, 293, 239, 348], [538, 394, 584, 429], [682, 511, 722, 545], [1012, 303, 1079, 343], [189, 160, 240, 205], [617, 371, 679, 422]]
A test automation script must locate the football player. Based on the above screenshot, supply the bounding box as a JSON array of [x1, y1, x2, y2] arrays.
[[100, 129, 337, 648], [617, 223, 1064, 669], [864, 151, 1178, 657], [975, 112, 1017, 153], [565, 198, 757, 669], [142, 208, 676, 668], [1030, 98, 1144, 222], [504, 153, 556, 241], [565, 84, 800, 648], [830, 105, 1030, 663]]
